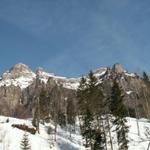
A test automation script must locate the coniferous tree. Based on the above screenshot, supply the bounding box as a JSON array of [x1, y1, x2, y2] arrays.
[[110, 80, 128, 150], [143, 72, 149, 84], [77, 72, 106, 150], [39, 89, 50, 123], [142, 72, 150, 119], [66, 98, 76, 137], [87, 71, 106, 150], [81, 108, 94, 148], [77, 76, 88, 115], [32, 97, 40, 133], [20, 132, 31, 150], [93, 130, 105, 150], [77, 76, 92, 147], [87, 71, 104, 116]]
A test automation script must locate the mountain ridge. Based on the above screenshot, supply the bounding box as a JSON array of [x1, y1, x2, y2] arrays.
[[0, 63, 137, 90], [0, 62, 148, 120]]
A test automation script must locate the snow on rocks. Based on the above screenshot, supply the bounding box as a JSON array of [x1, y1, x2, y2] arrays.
[[125, 72, 136, 77], [0, 63, 139, 90], [126, 91, 133, 95], [0, 76, 35, 89], [0, 63, 36, 89], [94, 68, 107, 78]]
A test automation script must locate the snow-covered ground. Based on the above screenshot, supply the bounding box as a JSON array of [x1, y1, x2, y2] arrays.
[[0, 116, 150, 150], [0, 116, 85, 150]]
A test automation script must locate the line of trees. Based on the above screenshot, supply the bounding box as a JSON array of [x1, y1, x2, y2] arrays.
[[77, 71, 129, 150], [30, 70, 150, 150], [32, 85, 76, 141]]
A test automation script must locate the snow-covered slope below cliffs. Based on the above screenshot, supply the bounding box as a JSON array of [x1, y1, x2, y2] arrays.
[[0, 116, 150, 150], [108, 117, 150, 150], [0, 63, 36, 89], [0, 116, 85, 150]]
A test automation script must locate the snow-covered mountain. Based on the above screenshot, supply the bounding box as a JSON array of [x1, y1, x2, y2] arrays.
[[0, 64, 36, 89], [0, 63, 80, 90], [0, 63, 137, 90]]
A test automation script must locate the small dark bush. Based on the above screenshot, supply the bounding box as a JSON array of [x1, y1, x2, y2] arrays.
[[12, 124, 36, 134], [6, 118, 9, 123]]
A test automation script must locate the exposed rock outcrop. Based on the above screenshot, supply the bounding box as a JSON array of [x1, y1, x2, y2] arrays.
[[0, 63, 149, 120], [112, 63, 122, 73]]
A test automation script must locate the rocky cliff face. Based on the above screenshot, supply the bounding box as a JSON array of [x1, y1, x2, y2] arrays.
[[0, 63, 149, 119], [0, 63, 79, 117]]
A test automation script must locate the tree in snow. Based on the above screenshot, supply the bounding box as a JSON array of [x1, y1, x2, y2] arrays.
[[110, 80, 129, 150], [87, 71, 106, 150], [39, 89, 50, 123], [81, 108, 94, 148], [66, 96, 76, 137], [93, 129, 106, 150], [20, 132, 31, 150], [77, 72, 106, 149], [77, 75, 94, 148]]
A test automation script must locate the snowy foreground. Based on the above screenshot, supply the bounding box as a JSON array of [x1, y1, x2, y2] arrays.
[[0, 116, 150, 150]]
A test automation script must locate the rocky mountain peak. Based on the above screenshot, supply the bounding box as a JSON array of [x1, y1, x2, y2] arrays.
[[2, 63, 35, 80], [36, 67, 45, 76], [112, 63, 123, 73], [10, 63, 32, 73], [36, 67, 55, 78]]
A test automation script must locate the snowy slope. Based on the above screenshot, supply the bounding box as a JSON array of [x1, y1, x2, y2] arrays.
[[0, 116, 85, 150], [0, 116, 150, 150], [0, 75, 36, 89]]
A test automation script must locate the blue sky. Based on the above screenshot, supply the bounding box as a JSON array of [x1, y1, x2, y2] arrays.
[[0, 0, 150, 77]]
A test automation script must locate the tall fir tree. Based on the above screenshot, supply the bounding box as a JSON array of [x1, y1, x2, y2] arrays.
[[110, 80, 129, 150], [20, 132, 31, 150], [77, 76, 92, 147], [87, 71, 106, 150], [77, 72, 106, 150], [77, 76, 88, 115], [87, 71, 104, 115], [81, 108, 94, 148]]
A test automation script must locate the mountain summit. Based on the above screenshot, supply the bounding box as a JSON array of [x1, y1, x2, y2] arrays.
[[2, 63, 35, 80], [0, 63, 36, 89]]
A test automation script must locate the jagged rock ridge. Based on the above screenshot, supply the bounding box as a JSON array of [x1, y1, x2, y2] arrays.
[[0, 63, 149, 120]]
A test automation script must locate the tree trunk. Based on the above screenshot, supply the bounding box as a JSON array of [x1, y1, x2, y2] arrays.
[[106, 115, 113, 150]]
